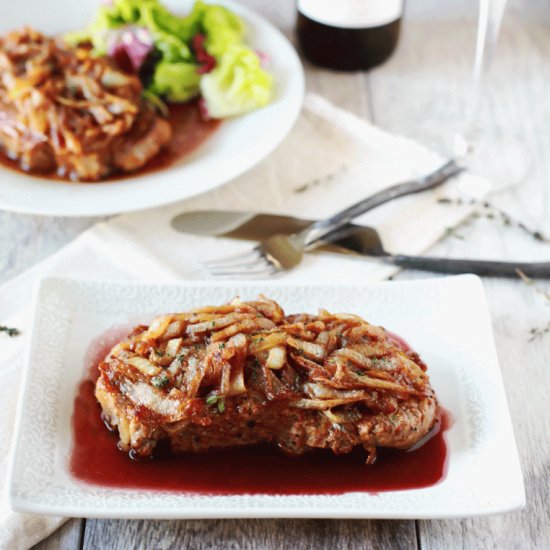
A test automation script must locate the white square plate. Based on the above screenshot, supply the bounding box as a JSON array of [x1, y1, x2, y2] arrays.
[[8, 275, 524, 519]]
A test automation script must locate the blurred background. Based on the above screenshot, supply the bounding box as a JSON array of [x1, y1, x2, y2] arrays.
[[2, 0, 549, 282]]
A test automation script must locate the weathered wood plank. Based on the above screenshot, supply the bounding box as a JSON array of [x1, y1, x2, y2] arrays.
[[31, 519, 84, 550], [304, 65, 372, 121], [413, 280, 550, 550], [0, 214, 104, 286], [83, 519, 416, 550], [371, 2, 550, 549]]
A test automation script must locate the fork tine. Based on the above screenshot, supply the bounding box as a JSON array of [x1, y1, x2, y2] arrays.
[[203, 246, 261, 268], [208, 255, 278, 277]]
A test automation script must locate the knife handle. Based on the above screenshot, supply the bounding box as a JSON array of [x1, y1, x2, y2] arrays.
[[389, 255, 550, 279], [301, 160, 462, 246]]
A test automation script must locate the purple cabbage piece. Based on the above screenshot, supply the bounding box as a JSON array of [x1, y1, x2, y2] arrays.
[[107, 26, 154, 72]]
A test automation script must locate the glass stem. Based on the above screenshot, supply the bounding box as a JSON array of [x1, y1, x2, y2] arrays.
[[460, 0, 508, 154]]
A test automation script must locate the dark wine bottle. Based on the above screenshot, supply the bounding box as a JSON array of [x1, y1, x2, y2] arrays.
[[296, 0, 403, 71]]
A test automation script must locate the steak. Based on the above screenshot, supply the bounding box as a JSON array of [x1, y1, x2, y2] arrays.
[[96, 297, 438, 463], [0, 28, 171, 181]]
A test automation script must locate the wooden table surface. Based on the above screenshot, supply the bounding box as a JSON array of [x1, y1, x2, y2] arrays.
[[1, 0, 545, 548]]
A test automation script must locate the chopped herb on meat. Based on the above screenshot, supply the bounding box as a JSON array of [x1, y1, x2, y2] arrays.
[[151, 373, 169, 388]]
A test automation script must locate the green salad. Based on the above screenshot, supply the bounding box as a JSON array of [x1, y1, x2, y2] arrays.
[[66, 0, 273, 119]]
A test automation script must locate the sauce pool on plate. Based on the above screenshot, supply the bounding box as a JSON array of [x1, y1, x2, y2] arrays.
[[0, 101, 221, 182], [69, 327, 450, 495], [119, 101, 221, 180]]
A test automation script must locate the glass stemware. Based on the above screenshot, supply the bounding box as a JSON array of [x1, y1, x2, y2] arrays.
[[453, 0, 531, 191]]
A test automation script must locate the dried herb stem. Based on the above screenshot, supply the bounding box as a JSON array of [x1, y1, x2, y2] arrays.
[[528, 322, 550, 342], [516, 269, 550, 342], [444, 226, 465, 240], [516, 269, 550, 304], [438, 197, 550, 243], [293, 164, 349, 194]]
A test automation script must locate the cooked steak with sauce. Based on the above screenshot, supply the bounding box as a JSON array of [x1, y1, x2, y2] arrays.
[[96, 296, 438, 464], [0, 28, 171, 181]]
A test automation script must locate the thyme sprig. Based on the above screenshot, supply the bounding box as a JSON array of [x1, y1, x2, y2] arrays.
[[517, 269, 550, 302], [293, 164, 349, 194], [0, 325, 20, 337], [444, 226, 465, 240], [517, 269, 550, 342], [528, 322, 550, 342], [438, 197, 549, 243]]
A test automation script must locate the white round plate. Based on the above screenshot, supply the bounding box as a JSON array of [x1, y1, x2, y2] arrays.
[[0, 0, 304, 216]]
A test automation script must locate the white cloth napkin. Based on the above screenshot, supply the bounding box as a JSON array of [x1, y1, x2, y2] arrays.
[[0, 94, 489, 549]]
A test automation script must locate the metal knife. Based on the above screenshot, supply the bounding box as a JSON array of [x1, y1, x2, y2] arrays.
[[172, 210, 550, 278], [171, 211, 363, 255]]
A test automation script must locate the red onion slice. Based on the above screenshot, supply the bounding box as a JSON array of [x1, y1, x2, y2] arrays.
[[107, 26, 154, 73]]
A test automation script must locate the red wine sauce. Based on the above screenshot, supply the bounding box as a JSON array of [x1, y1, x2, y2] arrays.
[[0, 101, 221, 183], [70, 327, 450, 495]]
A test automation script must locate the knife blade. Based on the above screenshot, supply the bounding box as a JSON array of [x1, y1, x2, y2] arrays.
[[170, 210, 368, 255]]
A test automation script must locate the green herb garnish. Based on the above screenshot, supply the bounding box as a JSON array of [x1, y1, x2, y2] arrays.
[[151, 373, 169, 388], [0, 325, 20, 337], [206, 395, 219, 405], [529, 322, 550, 342], [205, 394, 225, 413]]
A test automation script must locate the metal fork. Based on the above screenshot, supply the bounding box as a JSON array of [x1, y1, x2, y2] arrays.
[[204, 160, 462, 278]]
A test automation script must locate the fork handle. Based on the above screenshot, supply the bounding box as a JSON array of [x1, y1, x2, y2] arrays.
[[301, 160, 462, 247], [388, 255, 550, 278]]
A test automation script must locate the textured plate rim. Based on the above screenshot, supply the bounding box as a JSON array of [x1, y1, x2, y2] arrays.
[[8, 275, 525, 519]]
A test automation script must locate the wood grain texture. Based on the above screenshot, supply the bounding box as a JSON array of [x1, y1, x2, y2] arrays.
[[83, 519, 416, 550], [372, 1, 550, 548], [414, 280, 550, 550], [0, 213, 103, 286], [4, 0, 550, 549]]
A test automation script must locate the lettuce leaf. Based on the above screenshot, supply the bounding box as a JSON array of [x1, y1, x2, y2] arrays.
[[136, 1, 192, 60], [200, 44, 272, 118], [151, 60, 201, 102], [66, 0, 273, 115], [201, 4, 244, 58]]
